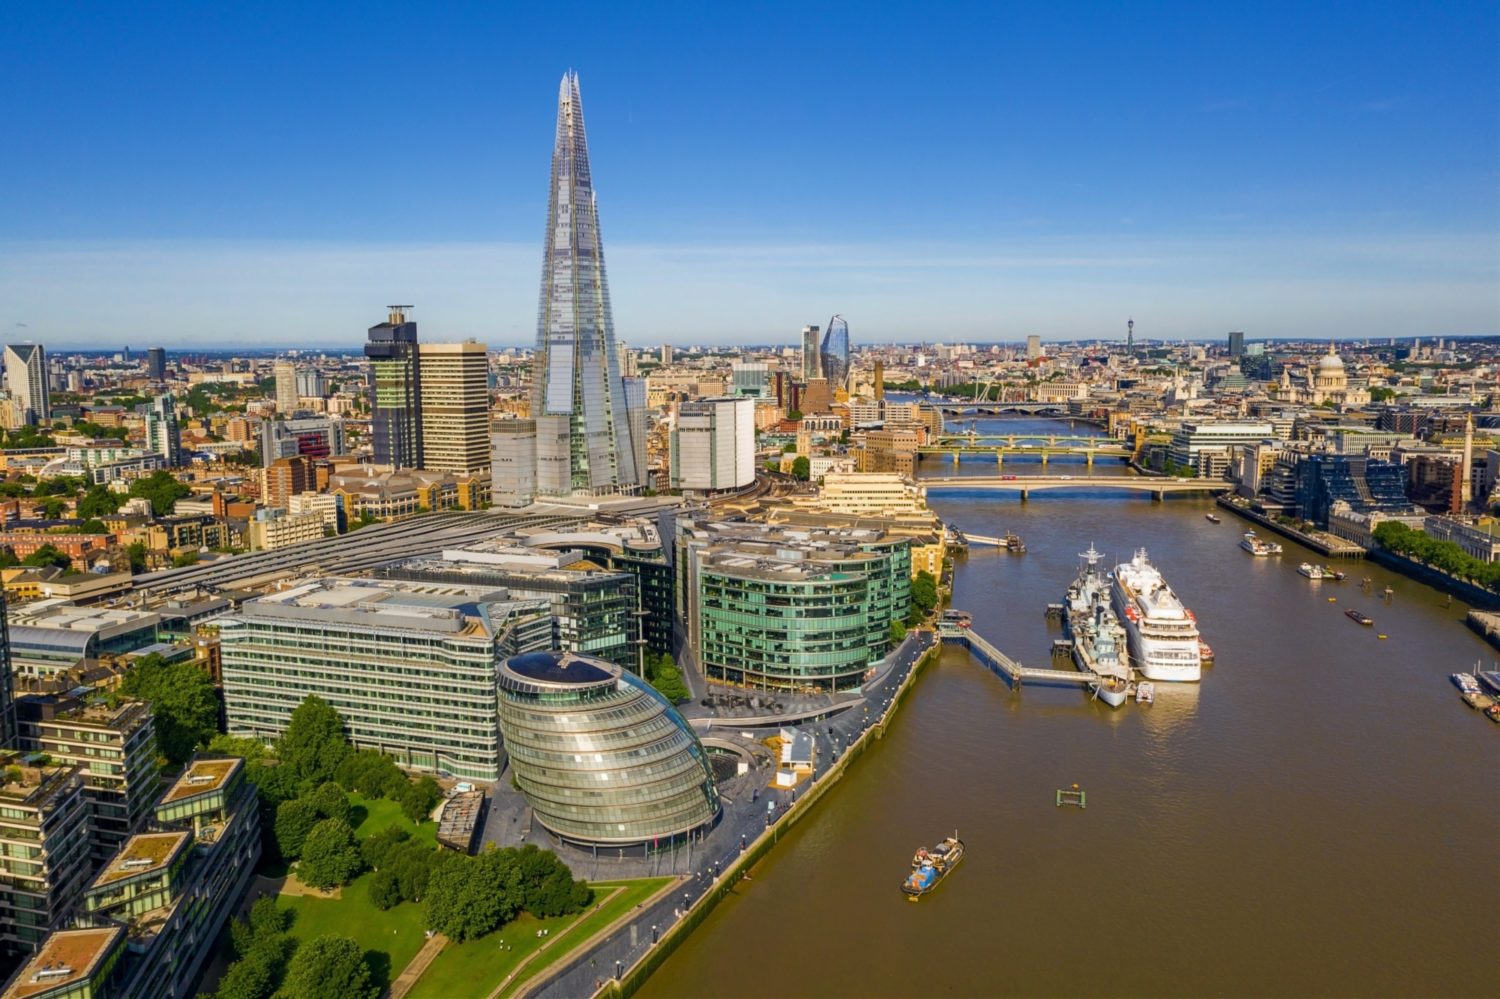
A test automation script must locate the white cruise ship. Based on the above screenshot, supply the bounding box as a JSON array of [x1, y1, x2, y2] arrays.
[[1110, 549, 1202, 682]]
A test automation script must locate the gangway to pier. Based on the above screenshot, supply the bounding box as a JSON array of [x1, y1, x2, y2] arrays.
[[938, 618, 1095, 688], [962, 534, 1007, 547]]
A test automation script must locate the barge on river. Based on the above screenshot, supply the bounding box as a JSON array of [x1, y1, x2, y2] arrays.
[[902, 835, 964, 900]]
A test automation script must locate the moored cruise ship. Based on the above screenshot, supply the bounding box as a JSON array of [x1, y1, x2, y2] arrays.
[[1110, 549, 1203, 682]]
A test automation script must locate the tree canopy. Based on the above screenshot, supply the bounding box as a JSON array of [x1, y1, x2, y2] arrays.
[[128, 470, 191, 516], [280, 936, 378, 999], [424, 844, 589, 942], [119, 654, 219, 765]]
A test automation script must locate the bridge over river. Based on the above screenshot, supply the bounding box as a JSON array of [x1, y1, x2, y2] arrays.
[[922, 475, 1229, 500]]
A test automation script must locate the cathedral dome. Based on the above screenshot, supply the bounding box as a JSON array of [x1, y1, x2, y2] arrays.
[[1317, 348, 1345, 371]]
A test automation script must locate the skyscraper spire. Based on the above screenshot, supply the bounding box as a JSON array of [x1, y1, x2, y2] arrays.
[[529, 70, 641, 495]]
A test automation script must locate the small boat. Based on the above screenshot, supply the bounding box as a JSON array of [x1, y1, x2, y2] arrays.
[[1134, 681, 1155, 704], [1461, 690, 1495, 711], [1298, 563, 1325, 580], [1004, 531, 1027, 554], [1452, 671, 1482, 692], [1485, 704, 1500, 724], [902, 835, 964, 899], [1205, 513, 1221, 524], [1197, 640, 1215, 664], [1345, 609, 1373, 626], [1323, 566, 1346, 581]]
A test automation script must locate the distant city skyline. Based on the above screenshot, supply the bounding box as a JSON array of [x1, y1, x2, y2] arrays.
[[3, 5, 1496, 347]]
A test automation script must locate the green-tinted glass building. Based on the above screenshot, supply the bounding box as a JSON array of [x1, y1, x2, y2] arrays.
[[497, 651, 720, 849], [677, 518, 911, 691]]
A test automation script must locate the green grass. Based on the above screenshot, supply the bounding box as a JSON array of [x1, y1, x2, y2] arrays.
[[408, 877, 673, 999], [279, 871, 428, 992], [348, 792, 437, 848]]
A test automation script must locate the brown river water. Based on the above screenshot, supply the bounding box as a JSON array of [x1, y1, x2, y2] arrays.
[[640, 421, 1499, 998]]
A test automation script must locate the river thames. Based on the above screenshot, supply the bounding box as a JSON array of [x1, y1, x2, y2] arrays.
[[640, 418, 1499, 998]]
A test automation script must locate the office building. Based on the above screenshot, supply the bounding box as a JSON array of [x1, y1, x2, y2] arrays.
[[247, 508, 326, 551], [145, 348, 166, 382], [3, 345, 49, 426], [491, 419, 537, 508], [418, 341, 490, 475], [143, 395, 181, 468], [1227, 330, 1246, 356], [220, 578, 552, 781], [365, 306, 423, 469], [0, 595, 14, 748], [729, 361, 769, 399], [260, 415, 344, 467], [820, 316, 850, 392], [1026, 335, 1042, 360], [676, 518, 911, 691], [670, 397, 755, 493], [497, 651, 721, 849], [659, 344, 673, 365], [294, 368, 326, 399], [1297, 454, 1417, 528], [0, 757, 90, 960], [272, 361, 298, 414], [15, 698, 156, 867], [528, 72, 642, 496], [384, 546, 639, 669], [1166, 421, 1275, 478], [800, 325, 821, 382], [262, 455, 312, 510]]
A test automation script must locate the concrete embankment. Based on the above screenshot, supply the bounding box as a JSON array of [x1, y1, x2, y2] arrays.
[[1215, 497, 1365, 557], [1465, 610, 1500, 649], [581, 639, 943, 999]]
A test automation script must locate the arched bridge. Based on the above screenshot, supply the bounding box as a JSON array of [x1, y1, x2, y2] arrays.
[[921, 475, 1228, 500]]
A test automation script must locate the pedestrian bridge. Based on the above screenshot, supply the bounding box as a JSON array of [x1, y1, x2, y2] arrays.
[[938, 620, 1094, 687], [922, 475, 1228, 499]]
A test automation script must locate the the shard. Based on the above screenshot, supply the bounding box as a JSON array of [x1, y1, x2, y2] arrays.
[[529, 71, 641, 496]]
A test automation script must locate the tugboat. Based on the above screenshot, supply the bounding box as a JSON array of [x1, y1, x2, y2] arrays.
[[901, 834, 964, 900], [1004, 531, 1027, 554]]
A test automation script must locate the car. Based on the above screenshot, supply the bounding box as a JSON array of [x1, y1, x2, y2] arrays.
[[1001, 474, 1018, 480]]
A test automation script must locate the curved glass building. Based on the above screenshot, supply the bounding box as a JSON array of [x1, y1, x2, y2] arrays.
[[820, 315, 850, 392], [497, 651, 721, 848]]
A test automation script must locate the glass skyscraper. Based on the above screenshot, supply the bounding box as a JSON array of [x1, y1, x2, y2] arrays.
[[365, 306, 423, 470], [820, 315, 850, 392], [529, 71, 641, 496]]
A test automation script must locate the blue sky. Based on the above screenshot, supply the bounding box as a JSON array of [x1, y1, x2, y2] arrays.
[[3, 2, 1497, 348]]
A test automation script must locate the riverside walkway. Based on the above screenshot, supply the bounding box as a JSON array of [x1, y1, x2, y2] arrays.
[[938, 619, 1093, 687]]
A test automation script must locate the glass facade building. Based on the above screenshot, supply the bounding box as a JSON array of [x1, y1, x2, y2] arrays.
[[820, 315, 851, 393], [676, 518, 911, 691], [530, 72, 642, 496], [365, 306, 423, 470], [497, 651, 720, 849], [220, 578, 552, 781], [1296, 454, 1416, 527]]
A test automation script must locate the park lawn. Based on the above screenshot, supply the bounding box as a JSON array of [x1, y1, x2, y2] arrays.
[[408, 877, 674, 999], [347, 792, 438, 848], [279, 871, 428, 992]]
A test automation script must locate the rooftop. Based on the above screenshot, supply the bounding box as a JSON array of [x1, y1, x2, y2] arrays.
[[232, 577, 524, 639], [161, 757, 240, 804], [2, 926, 123, 999], [91, 830, 190, 887], [503, 650, 618, 687]]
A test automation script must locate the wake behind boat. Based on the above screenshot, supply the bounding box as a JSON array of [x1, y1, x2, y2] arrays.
[[902, 835, 964, 900], [1112, 549, 1203, 682], [1065, 544, 1133, 707]]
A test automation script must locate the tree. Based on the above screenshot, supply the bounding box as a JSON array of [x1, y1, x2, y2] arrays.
[[77, 485, 122, 520], [360, 826, 410, 870], [791, 456, 811, 481], [21, 544, 74, 571], [644, 652, 690, 702], [425, 847, 520, 942], [172, 550, 200, 568], [119, 655, 219, 765], [125, 540, 149, 573], [309, 781, 350, 823], [368, 869, 402, 910], [212, 951, 274, 999], [280, 695, 349, 785], [128, 470, 191, 516], [274, 799, 320, 860], [910, 571, 939, 614], [399, 776, 442, 824], [299, 818, 362, 889], [890, 620, 908, 644], [280, 936, 378, 999], [247, 895, 290, 938], [78, 518, 108, 535], [786, 409, 803, 422]]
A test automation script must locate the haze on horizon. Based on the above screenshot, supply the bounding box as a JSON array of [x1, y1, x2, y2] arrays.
[[3, 3, 1496, 349]]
